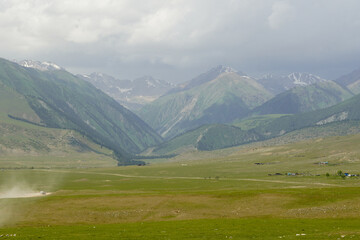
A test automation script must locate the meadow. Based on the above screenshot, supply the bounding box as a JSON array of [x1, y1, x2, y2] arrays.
[[1, 133, 360, 239]]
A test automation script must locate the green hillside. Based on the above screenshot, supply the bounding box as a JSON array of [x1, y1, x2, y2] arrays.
[[139, 72, 273, 139], [151, 92, 360, 155], [253, 81, 353, 115], [152, 124, 260, 155], [0, 58, 162, 164], [253, 92, 360, 139], [0, 115, 116, 168], [335, 67, 360, 94], [232, 114, 290, 130]]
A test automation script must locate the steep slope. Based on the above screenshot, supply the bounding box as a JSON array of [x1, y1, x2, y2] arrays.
[[166, 65, 246, 95], [139, 70, 273, 139], [253, 92, 360, 140], [253, 81, 353, 114], [0, 117, 117, 168], [152, 124, 260, 155], [0, 58, 162, 163], [153, 92, 360, 155], [79, 73, 174, 110], [0, 80, 115, 167], [335, 67, 360, 95], [258, 72, 327, 94]]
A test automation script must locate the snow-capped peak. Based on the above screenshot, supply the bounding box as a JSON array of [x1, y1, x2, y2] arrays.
[[133, 76, 175, 88], [214, 65, 238, 74], [288, 72, 327, 86], [261, 73, 275, 79], [17, 60, 63, 71]]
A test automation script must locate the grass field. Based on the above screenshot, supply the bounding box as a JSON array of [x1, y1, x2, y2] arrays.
[[1, 134, 360, 239]]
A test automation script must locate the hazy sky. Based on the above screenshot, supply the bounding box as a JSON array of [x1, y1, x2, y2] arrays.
[[1, 0, 360, 82]]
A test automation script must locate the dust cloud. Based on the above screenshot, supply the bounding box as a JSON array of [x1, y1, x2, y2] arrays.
[[0, 170, 63, 227]]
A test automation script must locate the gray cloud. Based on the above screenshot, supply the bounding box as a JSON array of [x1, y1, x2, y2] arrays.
[[1, 0, 360, 82]]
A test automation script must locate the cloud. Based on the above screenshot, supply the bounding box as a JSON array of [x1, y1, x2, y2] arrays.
[[0, 0, 360, 81], [268, 1, 295, 29]]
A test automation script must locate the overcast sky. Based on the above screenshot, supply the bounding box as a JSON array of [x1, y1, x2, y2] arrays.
[[1, 0, 360, 82]]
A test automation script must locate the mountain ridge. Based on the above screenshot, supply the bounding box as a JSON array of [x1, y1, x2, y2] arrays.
[[79, 73, 175, 110], [257, 72, 328, 94], [252, 81, 353, 115], [139, 68, 273, 139], [0, 57, 162, 164]]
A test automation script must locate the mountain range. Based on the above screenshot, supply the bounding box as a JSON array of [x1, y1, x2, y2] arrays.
[[2, 56, 360, 164], [79, 73, 174, 110], [335, 67, 360, 95], [138, 66, 273, 139], [257, 72, 328, 94], [252, 80, 353, 115], [152, 91, 360, 154], [0, 58, 162, 164]]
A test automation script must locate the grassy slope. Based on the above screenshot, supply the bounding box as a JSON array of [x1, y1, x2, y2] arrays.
[[0, 115, 116, 168], [1, 133, 360, 238], [0, 72, 117, 168], [152, 124, 260, 155], [139, 72, 273, 139], [232, 114, 290, 130], [252, 92, 360, 140], [335, 67, 360, 95], [253, 81, 353, 115], [0, 58, 162, 158], [0, 83, 40, 123], [149, 117, 360, 156]]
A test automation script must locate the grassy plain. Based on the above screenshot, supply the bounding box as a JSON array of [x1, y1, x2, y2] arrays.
[[1, 133, 360, 239]]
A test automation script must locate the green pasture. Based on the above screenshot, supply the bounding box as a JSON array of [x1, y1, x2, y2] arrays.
[[1, 134, 360, 239]]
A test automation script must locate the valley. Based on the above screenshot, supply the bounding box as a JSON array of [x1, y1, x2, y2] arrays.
[[0, 58, 360, 239], [1, 133, 360, 239], [2, 1, 360, 239]]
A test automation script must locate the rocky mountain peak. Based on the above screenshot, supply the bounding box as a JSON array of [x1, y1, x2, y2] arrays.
[[17, 60, 63, 71], [287, 72, 327, 86]]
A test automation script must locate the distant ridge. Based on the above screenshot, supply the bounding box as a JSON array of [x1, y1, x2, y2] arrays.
[[258, 72, 327, 94], [253, 81, 353, 115], [139, 66, 272, 139], [79, 73, 175, 110], [165, 65, 245, 95], [16, 59, 63, 71], [335, 67, 360, 94]]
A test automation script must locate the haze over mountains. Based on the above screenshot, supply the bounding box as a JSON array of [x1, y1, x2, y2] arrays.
[[79, 73, 174, 110], [258, 73, 328, 95], [253, 81, 353, 115], [1, 56, 360, 164], [335, 67, 360, 95]]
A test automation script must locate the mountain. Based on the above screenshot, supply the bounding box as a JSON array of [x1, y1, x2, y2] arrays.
[[253, 81, 353, 115], [154, 92, 360, 155], [258, 72, 327, 94], [79, 73, 175, 110], [335, 67, 360, 95], [17, 60, 64, 71], [139, 67, 273, 139], [166, 65, 246, 95], [0, 58, 162, 164], [0, 118, 117, 168], [252, 92, 360, 140], [151, 124, 260, 155]]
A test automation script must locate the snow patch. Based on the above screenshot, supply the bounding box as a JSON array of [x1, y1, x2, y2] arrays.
[[316, 112, 349, 125], [288, 72, 327, 86], [18, 60, 63, 71], [116, 87, 132, 93], [146, 79, 156, 87]]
